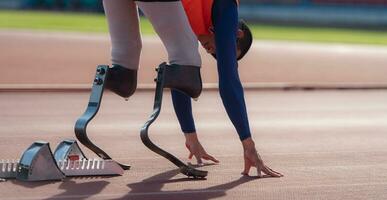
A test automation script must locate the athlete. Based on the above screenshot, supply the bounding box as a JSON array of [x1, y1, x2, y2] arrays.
[[102, 0, 202, 98], [171, 0, 283, 177], [103, 0, 281, 178]]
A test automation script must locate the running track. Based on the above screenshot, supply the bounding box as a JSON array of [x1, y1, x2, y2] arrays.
[[0, 90, 387, 200], [1, 30, 387, 200]]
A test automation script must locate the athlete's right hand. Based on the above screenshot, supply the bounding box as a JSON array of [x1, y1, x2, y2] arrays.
[[185, 133, 219, 165], [242, 138, 283, 178]]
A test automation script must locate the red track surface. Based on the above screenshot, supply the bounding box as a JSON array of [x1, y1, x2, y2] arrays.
[[1, 30, 387, 89], [1, 90, 387, 200]]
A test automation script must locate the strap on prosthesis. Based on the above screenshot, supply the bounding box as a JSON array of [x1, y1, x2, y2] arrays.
[[141, 63, 207, 178]]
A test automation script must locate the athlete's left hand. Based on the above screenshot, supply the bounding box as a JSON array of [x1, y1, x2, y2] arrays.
[[185, 133, 219, 165]]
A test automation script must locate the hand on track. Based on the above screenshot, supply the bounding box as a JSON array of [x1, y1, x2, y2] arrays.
[[242, 138, 283, 178], [185, 133, 219, 165]]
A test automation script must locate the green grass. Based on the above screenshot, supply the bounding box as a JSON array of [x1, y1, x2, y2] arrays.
[[1, 10, 387, 45], [0, 10, 155, 34], [251, 25, 387, 45]]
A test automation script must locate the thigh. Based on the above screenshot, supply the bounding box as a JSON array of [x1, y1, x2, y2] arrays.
[[103, 0, 142, 69], [136, 1, 201, 66]]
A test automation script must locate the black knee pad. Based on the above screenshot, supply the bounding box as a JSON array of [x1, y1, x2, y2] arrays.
[[106, 65, 137, 98], [162, 63, 202, 99]]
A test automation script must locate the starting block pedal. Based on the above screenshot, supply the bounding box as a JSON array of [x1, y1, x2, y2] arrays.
[[18, 141, 65, 181], [54, 140, 124, 177], [0, 140, 124, 182], [54, 139, 87, 162]]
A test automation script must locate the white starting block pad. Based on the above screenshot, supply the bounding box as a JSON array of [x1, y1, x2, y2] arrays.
[[0, 140, 124, 181]]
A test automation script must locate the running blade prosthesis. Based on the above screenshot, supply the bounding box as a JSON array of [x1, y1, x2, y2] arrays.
[[75, 64, 207, 179], [74, 65, 130, 170], [141, 63, 207, 179], [0, 140, 123, 181]]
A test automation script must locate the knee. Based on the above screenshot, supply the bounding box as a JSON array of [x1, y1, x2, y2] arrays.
[[161, 63, 202, 99], [183, 47, 201, 66], [111, 40, 142, 70], [169, 44, 201, 66], [106, 65, 137, 98]]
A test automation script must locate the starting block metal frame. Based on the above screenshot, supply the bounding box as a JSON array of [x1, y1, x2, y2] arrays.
[[0, 140, 124, 182], [0, 160, 18, 180]]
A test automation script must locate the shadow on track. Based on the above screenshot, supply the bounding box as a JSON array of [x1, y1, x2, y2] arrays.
[[46, 179, 110, 200], [11, 179, 110, 200], [112, 167, 257, 200]]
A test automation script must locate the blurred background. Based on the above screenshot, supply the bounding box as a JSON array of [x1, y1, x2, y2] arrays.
[[1, 0, 387, 28], [0, 0, 387, 89], [0, 0, 104, 12]]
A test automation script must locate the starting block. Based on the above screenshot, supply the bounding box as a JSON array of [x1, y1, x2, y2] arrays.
[[0, 140, 124, 182], [54, 140, 124, 177], [17, 141, 65, 181]]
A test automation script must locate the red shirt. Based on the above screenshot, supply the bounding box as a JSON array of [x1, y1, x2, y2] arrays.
[[181, 0, 239, 36], [181, 0, 214, 36]]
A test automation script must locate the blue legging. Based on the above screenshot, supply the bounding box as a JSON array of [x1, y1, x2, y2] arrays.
[[171, 0, 251, 141]]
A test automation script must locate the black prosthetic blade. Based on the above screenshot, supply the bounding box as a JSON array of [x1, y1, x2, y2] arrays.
[[74, 65, 130, 170], [180, 166, 208, 178], [140, 63, 208, 178]]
